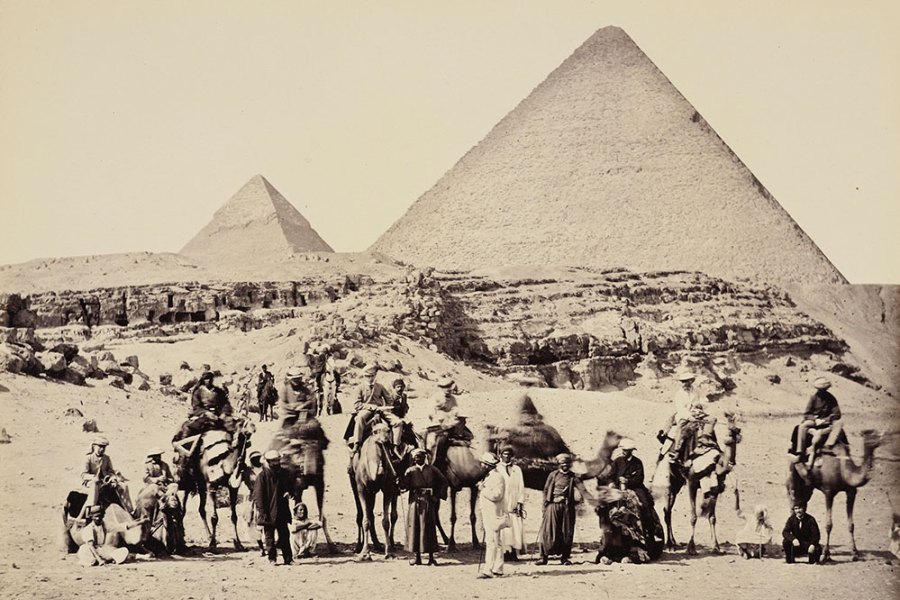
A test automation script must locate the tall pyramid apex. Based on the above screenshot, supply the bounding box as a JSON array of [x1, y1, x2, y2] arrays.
[[371, 27, 845, 286], [181, 175, 333, 266]]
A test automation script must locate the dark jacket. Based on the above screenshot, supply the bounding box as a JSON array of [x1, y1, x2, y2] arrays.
[[253, 466, 291, 527], [610, 455, 645, 490], [354, 383, 395, 411], [803, 390, 841, 424], [190, 385, 233, 419], [782, 513, 821, 545]]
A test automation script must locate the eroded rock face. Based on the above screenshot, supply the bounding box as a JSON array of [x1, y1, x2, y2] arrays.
[[0, 277, 365, 329]]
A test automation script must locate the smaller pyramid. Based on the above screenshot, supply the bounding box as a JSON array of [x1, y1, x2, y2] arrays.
[[181, 175, 333, 266]]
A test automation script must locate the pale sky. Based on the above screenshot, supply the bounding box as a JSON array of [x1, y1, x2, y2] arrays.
[[1, 0, 898, 283]]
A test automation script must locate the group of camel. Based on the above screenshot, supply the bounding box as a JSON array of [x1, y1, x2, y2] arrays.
[[70, 398, 883, 565]]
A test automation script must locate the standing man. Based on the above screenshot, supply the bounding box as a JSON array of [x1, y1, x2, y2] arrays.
[[536, 453, 590, 566], [497, 445, 525, 561], [402, 448, 447, 566], [794, 377, 843, 469], [782, 503, 822, 564], [253, 450, 293, 566], [476, 452, 507, 579]]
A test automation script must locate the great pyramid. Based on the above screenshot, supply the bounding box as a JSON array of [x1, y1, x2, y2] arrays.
[[181, 174, 333, 266], [371, 27, 846, 286]]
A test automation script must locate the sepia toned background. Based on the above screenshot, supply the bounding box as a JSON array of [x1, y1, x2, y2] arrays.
[[0, 0, 898, 282]]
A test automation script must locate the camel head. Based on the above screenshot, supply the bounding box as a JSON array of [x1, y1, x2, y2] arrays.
[[581, 430, 623, 479], [861, 429, 883, 454]]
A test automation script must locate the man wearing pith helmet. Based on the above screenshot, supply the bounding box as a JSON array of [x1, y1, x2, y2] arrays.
[[793, 377, 843, 469]]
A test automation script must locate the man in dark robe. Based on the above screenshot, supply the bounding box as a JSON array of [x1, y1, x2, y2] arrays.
[[536, 453, 590, 565], [253, 450, 293, 566], [782, 503, 822, 564], [401, 448, 447, 566], [610, 439, 655, 531]]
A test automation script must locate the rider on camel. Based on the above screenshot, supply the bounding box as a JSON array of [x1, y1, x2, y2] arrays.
[[349, 365, 403, 459], [792, 377, 843, 469], [282, 366, 317, 427], [172, 371, 235, 466], [81, 436, 133, 514], [257, 364, 275, 398], [657, 369, 713, 464], [426, 378, 474, 470]]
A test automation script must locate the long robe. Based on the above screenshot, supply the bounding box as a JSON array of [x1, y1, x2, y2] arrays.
[[538, 469, 585, 557], [477, 468, 507, 575], [402, 464, 446, 553], [498, 462, 525, 552]]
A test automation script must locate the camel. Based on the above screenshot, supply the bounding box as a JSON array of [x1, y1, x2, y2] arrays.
[[349, 422, 404, 560], [786, 429, 881, 562], [177, 418, 253, 549], [660, 413, 741, 555], [433, 444, 486, 551], [271, 417, 337, 554], [132, 484, 185, 555]]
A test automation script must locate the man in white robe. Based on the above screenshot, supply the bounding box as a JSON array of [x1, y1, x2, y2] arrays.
[[497, 445, 525, 560]]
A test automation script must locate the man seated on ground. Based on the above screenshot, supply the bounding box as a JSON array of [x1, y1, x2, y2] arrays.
[[792, 377, 843, 469], [426, 378, 474, 470], [782, 503, 821, 564], [74, 505, 130, 567], [349, 365, 403, 458], [81, 436, 132, 514], [290, 502, 322, 559], [172, 371, 235, 461]]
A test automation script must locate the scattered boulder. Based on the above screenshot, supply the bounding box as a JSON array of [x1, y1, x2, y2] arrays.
[[159, 372, 173, 386], [0, 428, 11, 443], [109, 378, 125, 390], [124, 355, 140, 369], [766, 374, 782, 385], [49, 343, 79, 363], [57, 368, 86, 386], [172, 369, 198, 393], [136, 377, 151, 391], [347, 352, 366, 368], [82, 419, 99, 432], [37, 351, 67, 373], [159, 385, 181, 397], [63, 408, 84, 418], [98, 351, 116, 363], [0, 344, 26, 374], [784, 357, 796, 367]]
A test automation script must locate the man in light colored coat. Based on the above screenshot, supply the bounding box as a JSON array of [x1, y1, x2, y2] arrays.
[[497, 445, 525, 561], [477, 452, 507, 578]]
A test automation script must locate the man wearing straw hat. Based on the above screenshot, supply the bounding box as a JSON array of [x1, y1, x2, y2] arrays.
[[81, 436, 132, 514], [793, 377, 843, 469]]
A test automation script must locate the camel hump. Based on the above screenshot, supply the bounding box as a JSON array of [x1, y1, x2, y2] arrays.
[[445, 446, 482, 485]]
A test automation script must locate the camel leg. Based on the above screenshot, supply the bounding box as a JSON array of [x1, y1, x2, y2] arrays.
[[707, 496, 722, 554], [350, 473, 364, 555], [197, 485, 214, 548], [364, 491, 381, 558], [448, 488, 458, 553], [846, 489, 859, 561], [686, 485, 698, 555], [208, 487, 219, 549], [382, 493, 397, 558], [229, 486, 243, 551], [664, 490, 678, 550], [822, 493, 834, 563], [315, 477, 336, 554], [435, 500, 451, 548], [469, 486, 481, 550]]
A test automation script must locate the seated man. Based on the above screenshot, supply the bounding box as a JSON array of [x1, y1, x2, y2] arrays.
[[349, 365, 403, 457], [425, 379, 473, 470], [81, 436, 132, 514], [74, 505, 130, 567], [782, 503, 821, 564], [610, 439, 655, 534], [172, 371, 235, 459], [657, 369, 709, 463], [792, 377, 842, 469]]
